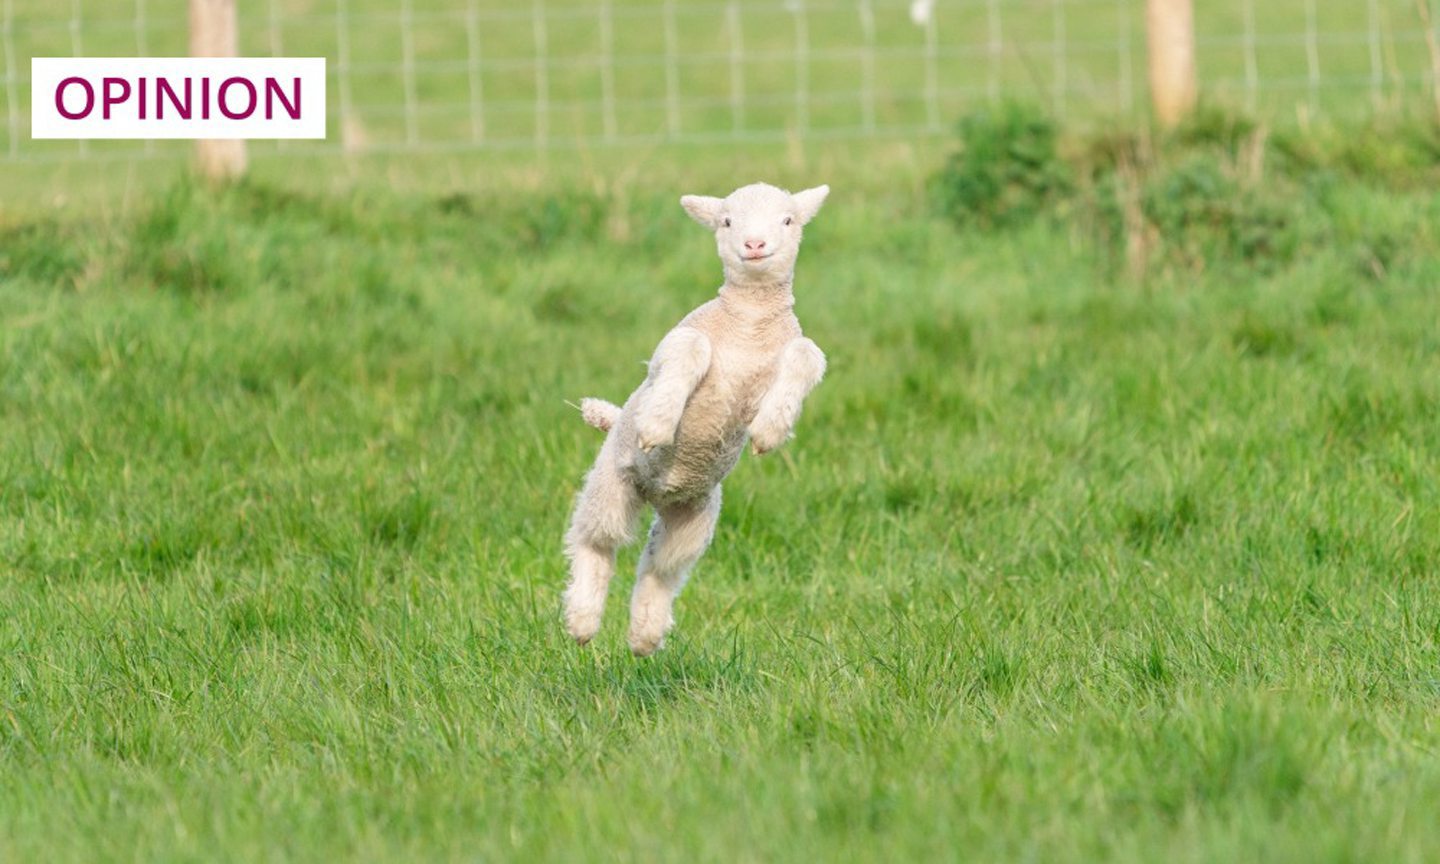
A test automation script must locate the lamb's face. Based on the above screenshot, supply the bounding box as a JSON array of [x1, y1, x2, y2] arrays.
[[681, 182, 829, 282]]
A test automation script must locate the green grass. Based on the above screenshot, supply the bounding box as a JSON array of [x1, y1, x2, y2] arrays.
[[2, 122, 1440, 861]]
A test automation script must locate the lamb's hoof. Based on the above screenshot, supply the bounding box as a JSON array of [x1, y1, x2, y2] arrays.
[[628, 629, 665, 657], [635, 414, 675, 453], [564, 609, 603, 646], [637, 430, 673, 453], [748, 423, 789, 455]]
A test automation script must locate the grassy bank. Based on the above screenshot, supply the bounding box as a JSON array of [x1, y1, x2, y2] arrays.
[[2, 117, 1439, 860]]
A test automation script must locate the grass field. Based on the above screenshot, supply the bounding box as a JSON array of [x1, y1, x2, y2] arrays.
[[3, 109, 1440, 861]]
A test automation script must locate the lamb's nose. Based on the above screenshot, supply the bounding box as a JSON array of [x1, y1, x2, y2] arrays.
[[744, 239, 766, 251]]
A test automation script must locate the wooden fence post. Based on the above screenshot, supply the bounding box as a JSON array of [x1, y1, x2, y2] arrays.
[[1146, 0, 1197, 128], [190, 0, 246, 181], [1418, 0, 1440, 125]]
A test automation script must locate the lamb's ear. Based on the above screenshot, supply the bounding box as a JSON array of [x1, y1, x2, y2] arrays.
[[792, 184, 830, 225], [680, 195, 724, 229]]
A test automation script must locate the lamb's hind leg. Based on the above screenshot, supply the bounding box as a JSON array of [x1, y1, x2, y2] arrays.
[[563, 448, 642, 645], [628, 486, 722, 657]]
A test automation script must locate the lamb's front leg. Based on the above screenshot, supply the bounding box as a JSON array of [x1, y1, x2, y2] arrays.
[[634, 327, 712, 452], [749, 337, 826, 455]]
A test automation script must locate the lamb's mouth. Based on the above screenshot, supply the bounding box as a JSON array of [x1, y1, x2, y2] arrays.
[[743, 253, 774, 262]]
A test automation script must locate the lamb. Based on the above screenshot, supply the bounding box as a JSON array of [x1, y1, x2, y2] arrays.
[[563, 182, 830, 656]]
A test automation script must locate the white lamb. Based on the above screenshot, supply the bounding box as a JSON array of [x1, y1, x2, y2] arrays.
[[563, 182, 830, 656]]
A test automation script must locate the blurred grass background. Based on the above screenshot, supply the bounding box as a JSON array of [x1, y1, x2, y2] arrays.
[[3, 117, 1439, 858], [2, 1, 1440, 862]]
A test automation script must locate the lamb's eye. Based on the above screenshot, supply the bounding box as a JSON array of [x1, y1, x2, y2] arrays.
[[783, 216, 793, 226], [722, 218, 731, 228]]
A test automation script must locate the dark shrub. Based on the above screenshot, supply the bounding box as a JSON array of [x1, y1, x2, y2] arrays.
[[933, 102, 1072, 230]]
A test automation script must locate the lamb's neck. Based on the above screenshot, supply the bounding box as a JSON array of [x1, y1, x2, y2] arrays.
[[716, 280, 796, 326]]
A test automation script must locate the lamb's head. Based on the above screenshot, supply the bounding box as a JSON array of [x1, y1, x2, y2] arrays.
[[680, 182, 829, 286]]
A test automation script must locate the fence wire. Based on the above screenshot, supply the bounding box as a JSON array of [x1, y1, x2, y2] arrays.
[[1, 0, 1437, 163]]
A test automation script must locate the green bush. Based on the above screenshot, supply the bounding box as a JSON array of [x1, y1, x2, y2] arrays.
[[932, 102, 1072, 230], [1141, 156, 1303, 272], [0, 220, 88, 287]]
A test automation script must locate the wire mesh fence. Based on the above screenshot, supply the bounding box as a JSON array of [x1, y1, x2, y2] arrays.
[[1, 0, 1437, 163]]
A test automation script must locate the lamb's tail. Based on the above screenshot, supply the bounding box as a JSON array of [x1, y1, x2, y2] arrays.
[[579, 397, 621, 432]]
